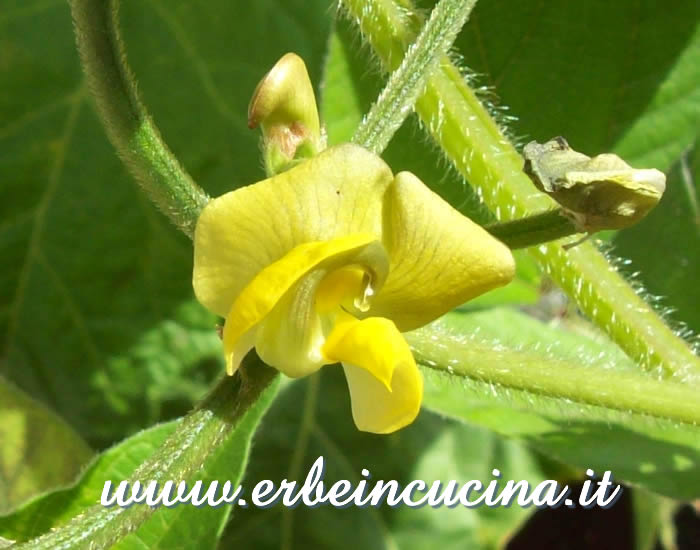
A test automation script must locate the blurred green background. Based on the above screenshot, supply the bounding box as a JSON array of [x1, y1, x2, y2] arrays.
[[0, 0, 698, 547]]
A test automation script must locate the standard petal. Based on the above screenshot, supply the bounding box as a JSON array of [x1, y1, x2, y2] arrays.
[[193, 144, 393, 317], [323, 316, 422, 434], [223, 235, 389, 375], [370, 172, 516, 331]]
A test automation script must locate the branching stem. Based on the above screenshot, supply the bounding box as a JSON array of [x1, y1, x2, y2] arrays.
[[351, 0, 477, 153], [341, 0, 700, 381]]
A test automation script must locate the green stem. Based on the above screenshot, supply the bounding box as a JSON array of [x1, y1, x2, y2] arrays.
[[70, 0, 209, 238], [281, 373, 319, 550], [33, 5, 281, 548], [485, 209, 581, 249], [351, 0, 477, 153], [341, 0, 700, 381], [408, 328, 700, 426], [18, 357, 279, 550]]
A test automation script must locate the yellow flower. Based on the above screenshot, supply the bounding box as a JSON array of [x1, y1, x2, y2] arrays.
[[192, 144, 514, 433], [192, 53, 514, 434]]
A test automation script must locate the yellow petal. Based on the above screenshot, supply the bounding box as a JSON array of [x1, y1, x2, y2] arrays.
[[223, 235, 389, 376], [226, 327, 258, 378], [323, 315, 422, 434], [193, 144, 393, 317], [315, 267, 366, 313], [370, 171, 516, 331], [254, 270, 327, 377]]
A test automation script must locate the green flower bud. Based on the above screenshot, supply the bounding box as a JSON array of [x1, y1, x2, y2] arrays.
[[248, 53, 326, 175], [523, 137, 666, 232]]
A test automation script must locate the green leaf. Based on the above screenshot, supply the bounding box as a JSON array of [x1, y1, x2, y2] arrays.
[[221, 370, 549, 550], [630, 489, 673, 550], [0, 422, 175, 541], [451, 0, 700, 172], [449, 0, 700, 336], [416, 308, 700, 500], [340, 0, 699, 376], [0, 0, 333, 446], [614, 145, 700, 333], [0, 372, 278, 548], [0, 376, 92, 515]]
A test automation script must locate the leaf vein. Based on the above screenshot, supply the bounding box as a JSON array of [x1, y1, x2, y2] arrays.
[[144, 0, 246, 128], [2, 85, 87, 366]]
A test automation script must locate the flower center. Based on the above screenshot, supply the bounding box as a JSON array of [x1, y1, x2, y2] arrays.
[[315, 266, 373, 314]]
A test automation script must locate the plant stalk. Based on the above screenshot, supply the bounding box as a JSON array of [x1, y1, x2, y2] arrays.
[[70, 0, 209, 238], [351, 0, 478, 154], [26, 4, 281, 548], [408, 328, 700, 426], [340, 0, 700, 381], [485, 209, 581, 249], [17, 358, 279, 550]]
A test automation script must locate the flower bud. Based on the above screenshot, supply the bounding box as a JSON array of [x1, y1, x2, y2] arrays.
[[523, 137, 666, 232], [248, 53, 325, 175]]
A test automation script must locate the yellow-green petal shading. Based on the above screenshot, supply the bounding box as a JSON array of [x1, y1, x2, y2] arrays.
[[193, 144, 393, 317], [223, 235, 389, 376], [370, 171, 516, 331], [323, 315, 422, 434]]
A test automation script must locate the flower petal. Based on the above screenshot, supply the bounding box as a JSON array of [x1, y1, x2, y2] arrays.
[[370, 171, 516, 331], [223, 235, 389, 375], [254, 270, 327, 377], [193, 144, 393, 317], [323, 315, 422, 433]]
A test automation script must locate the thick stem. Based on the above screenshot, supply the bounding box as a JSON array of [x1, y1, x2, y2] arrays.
[[17, 357, 279, 550], [351, 0, 478, 153], [70, 0, 209, 238], [341, 0, 700, 381]]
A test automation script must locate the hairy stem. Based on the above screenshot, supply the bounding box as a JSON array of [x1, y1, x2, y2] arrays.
[[351, 0, 477, 153], [408, 328, 700, 426], [485, 209, 581, 249], [18, 357, 279, 550], [34, 5, 283, 548], [70, 0, 209, 238], [341, 0, 700, 381]]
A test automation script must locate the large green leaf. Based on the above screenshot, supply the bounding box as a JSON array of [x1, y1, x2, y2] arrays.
[[451, 0, 700, 171], [0, 0, 333, 447], [0, 376, 92, 515], [325, 1, 700, 324], [0, 423, 176, 541], [0, 373, 277, 547], [220, 370, 550, 550], [451, 0, 700, 335], [614, 145, 700, 333], [416, 309, 700, 500]]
